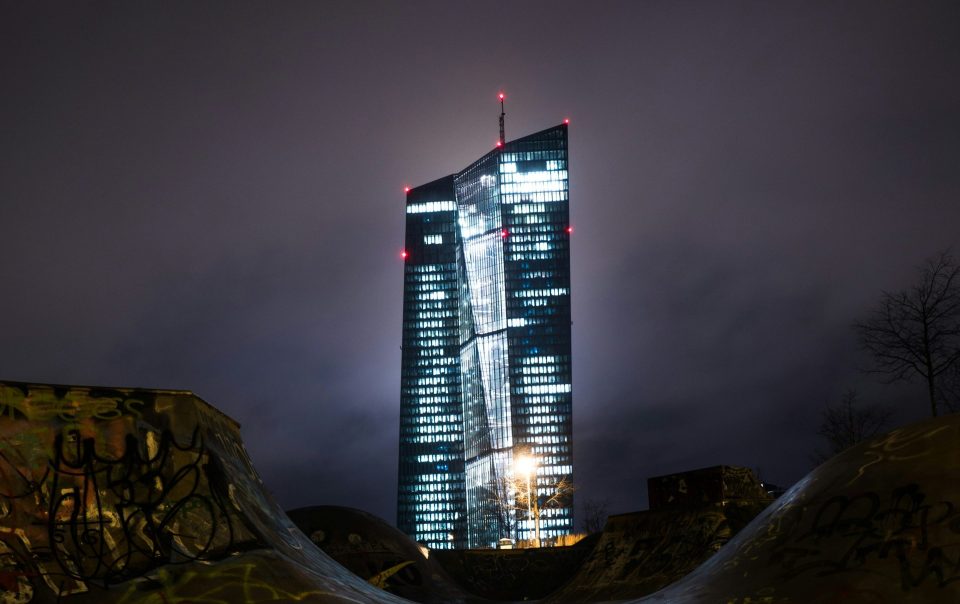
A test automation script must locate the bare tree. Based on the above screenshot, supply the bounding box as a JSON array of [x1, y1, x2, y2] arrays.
[[479, 474, 519, 540], [530, 476, 576, 512], [485, 471, 575, 544], [812, 389, 893, 465], [498, 471, 575, 547], [580, 498, 611, 534], [854, 250, 960, 417]]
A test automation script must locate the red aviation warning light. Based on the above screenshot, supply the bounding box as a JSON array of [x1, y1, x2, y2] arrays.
[[404, 186, 411, 193], [496, 140, 503, 147], [498, 92, 505, 100], [400, 249, 408, 259], [501, 229, 509, 238], [566, 226, 574, 234], [564, 118, 570, 125]]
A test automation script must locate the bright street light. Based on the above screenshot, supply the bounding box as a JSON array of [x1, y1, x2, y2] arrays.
[[515, 454, 537, 477], [514, 453, 541, 548]]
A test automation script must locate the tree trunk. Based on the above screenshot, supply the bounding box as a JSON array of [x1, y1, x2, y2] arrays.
[[922, 315, 938, 417], [927, 371, 938, 417]]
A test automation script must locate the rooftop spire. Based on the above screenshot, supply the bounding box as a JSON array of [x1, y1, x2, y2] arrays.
[[498, 92, 505, 146]]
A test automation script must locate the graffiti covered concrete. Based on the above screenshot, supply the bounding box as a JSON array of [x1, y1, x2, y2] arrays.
[[1, 379, 956, 604], [288, 506, 492, 604], [0, 381, 408, 604], [544, 501, 770, 603], [635, 413, 960, 604]]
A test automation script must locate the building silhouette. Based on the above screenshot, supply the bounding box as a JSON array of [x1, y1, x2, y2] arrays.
[[398, 123, 573, 549]]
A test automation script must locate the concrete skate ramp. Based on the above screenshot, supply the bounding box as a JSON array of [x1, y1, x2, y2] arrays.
[[430, 537, 598, 601], [632, 412, 960, 604], [544, 501, 770, 603], [4, 379, 957, 604], [0, 381, 411, 603], [287, 505, 487, 604]]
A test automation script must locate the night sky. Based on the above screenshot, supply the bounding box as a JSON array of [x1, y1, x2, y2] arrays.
[[3, 1, 959, 525]]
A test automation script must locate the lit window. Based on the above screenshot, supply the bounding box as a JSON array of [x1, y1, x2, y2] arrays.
[[407, 201, 457, 214]]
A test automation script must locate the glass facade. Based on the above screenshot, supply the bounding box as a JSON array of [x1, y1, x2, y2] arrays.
[[397, 176, 467, 550], [398, 124, 572, 549]]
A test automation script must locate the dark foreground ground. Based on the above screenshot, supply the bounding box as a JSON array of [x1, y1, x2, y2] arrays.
[[0, 380, 957, 603]]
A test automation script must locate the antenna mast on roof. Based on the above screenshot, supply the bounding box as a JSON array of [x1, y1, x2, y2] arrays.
[[498, 92, 506, 145]]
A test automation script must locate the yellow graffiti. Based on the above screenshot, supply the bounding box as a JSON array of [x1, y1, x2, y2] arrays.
[[116, 563, 360, 604], [724, 586, 779, 603], [0, 534, 34, 604], [367, 561, 413, 589], [0, 386, 144, 422], [848, 424, 952, 486], [0, 526, 89, 598]]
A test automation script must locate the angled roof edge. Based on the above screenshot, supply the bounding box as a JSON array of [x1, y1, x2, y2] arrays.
[[0, 379, 241, 429]]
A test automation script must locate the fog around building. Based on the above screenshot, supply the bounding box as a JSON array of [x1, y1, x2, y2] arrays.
[[2, 1, 959, 522]]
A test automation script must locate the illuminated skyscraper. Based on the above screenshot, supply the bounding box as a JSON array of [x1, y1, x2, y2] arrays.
[[398, 122, 573, 549]]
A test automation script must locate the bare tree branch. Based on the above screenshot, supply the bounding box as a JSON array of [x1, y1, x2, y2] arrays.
[[811, 389, 893, 465], [485, 464, 575, 546], [580, 498, 611, 534], [854, 250, 960, 416]]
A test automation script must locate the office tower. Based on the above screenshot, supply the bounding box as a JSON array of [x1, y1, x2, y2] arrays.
[[398, 122, 572, 549]]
